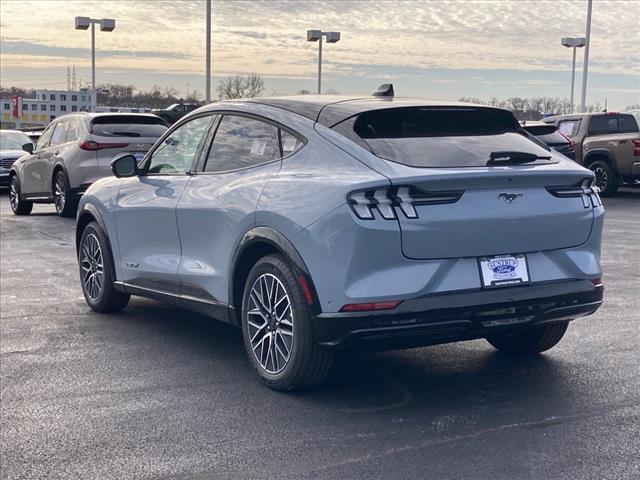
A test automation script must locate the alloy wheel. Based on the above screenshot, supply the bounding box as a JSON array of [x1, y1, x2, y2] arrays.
[[54, 174, 66, 213], [593, 166, 608, 192], [80, 233, 104, 301], [246, 273, 294, 374], [9, 177, 19, 211]]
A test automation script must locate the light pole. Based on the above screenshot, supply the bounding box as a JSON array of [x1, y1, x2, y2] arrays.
[[561, 37, 586, 113], [580, 0, 593, 113], [307, 30, 341, 94], [205, 0, 211, 103], [75, 16, 115, 112]]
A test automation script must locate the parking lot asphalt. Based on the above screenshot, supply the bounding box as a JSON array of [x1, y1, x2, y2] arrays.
[[1, 187, 639, 480]]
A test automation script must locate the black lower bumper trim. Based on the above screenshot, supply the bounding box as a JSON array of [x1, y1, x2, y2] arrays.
[[313, 281, 603, 351]]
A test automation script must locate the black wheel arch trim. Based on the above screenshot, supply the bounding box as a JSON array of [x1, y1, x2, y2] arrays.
[[228, 226, 322, 325], [584, 150, 618, 173]]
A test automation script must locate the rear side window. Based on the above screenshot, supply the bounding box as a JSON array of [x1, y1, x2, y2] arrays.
[[334, 107, 550, 168], [50, 121, 69, 146], [66, 119, 81, 142], [204, 115, 279, 172], [91, 115, 168, 138], [557, 120, 581, 137], [589, 114, 639, 135]]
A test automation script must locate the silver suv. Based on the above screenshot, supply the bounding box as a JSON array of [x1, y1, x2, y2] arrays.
[[75, 93, 604, 390], [9, 113, 167, 216]]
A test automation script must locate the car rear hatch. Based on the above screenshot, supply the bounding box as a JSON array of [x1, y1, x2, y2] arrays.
[[339, 106, 597, 259], [88, 115, 168, 170]]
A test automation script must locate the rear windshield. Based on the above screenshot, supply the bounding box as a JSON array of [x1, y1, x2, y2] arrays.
[[91, 116, 168, 138], [333, 107, 552, 168]]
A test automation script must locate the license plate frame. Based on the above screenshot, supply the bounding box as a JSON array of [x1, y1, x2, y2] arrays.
[[478, 253, 530, 288]]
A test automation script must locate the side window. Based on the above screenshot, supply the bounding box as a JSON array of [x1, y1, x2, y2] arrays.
[[618, 114, 639, 134], [280, 129, 304, 157], [588, 116, 617, 135], [205, 115, 279, 173], [146, 115, 212, 174], [50, 121, 69, 146], [35, 124, 55, 150], [557, 120, 580, 137], [66, 119, 81, 142]]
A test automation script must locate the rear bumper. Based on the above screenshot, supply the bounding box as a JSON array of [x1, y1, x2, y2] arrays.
[[313, 280, 603, 350]]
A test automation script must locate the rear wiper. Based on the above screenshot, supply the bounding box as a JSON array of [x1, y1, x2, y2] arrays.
[[487, 151, 551, 165]]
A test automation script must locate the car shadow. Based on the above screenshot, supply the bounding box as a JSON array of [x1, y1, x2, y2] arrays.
[[104, 297, 582, 422]]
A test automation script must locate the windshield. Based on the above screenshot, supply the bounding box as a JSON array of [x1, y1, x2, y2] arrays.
[[91, 116, 168, 138], [0, 130, 32, 150], [335, 107, 553, 168]]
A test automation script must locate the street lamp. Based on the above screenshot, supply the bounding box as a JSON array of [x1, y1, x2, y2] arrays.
[[561, 37, 586, 114], [307, 30, 341, 94], [75, 16, 116, 112]]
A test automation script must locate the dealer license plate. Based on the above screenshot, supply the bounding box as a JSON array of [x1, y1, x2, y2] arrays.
[[479, 254, 529, 288]]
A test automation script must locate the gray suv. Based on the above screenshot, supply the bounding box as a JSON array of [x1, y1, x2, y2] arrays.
[[9, 113, 167, 216], [75, 94, 604, 390]]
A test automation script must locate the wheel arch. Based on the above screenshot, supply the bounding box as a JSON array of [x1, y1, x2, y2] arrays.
[[228, 226, 321, 326], [583, 150, 618, 173], [76, 205, 115, 270]]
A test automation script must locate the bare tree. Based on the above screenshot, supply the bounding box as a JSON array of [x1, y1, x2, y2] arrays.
[[216, 73, 265, 100], [297, 89, 312, 95]]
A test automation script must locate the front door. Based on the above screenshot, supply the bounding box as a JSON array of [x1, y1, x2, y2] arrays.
[[114, 114, 214, 293]]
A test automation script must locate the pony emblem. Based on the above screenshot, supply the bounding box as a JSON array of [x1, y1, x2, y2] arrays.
[[497, 193, 523, 204]]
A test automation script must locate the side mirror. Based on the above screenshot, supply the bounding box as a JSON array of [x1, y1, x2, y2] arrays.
[[111, 154, 138, 178], [22, 143, 34, 154]]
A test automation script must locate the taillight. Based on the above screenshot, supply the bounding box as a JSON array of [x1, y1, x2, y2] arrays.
[[347, 186, 463, 220], [632, 139, 640, 156], [339, 301, 402, 312], [546, 177, 601, 207], [79, 141, 129, 151]]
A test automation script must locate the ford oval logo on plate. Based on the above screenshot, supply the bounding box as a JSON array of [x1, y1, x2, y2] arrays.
[[479, 254, 530, 288]]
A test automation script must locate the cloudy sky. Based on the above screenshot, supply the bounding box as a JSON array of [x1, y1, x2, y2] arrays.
[[1, 0, 638, 109]]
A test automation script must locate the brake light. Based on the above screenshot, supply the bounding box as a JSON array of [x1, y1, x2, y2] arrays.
[[339, 301, 402, 312], [79, 141, 129, 151], [347, 186, 463, 220], [546, 177, 601, 208], [632, 139, 640, 156]]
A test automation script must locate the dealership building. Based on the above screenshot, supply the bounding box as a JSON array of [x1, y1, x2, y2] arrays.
[[1, 89, 94, 127]]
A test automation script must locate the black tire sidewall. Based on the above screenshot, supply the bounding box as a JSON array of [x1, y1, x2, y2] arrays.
[[54, 170, 76, 217], [79, 222, 117, 310], [9, 175, 32, 215], [240, 255, 314, 388]]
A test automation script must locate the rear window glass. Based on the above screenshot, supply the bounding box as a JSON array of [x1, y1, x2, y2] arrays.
[[91, 116, 168, 138], [335, 107, 552, 168]]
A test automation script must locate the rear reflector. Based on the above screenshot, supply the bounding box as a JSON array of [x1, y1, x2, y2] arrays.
[[298, 275, 314, 306], [340, 301, 402, 312], [79, 141, 129, 151], [591, 278, 603, 287], [632, 139, 640, 156]]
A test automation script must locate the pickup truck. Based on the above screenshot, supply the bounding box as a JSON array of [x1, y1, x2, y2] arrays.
[[542, 112, 640, 195], [151, 103, 200, 124]]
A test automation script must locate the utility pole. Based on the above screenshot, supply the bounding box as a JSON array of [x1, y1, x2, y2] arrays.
[[580, 0, 593, 113]]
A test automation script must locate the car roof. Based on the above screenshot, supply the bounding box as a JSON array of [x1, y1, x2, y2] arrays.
[[207, 95, 493, 127], [0, 129, 30, 134]]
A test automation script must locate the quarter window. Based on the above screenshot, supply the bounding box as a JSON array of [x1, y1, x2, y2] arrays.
[[280, 129, 304, 156], [205, 115, 279, 172], [146, 115, 212, 174]]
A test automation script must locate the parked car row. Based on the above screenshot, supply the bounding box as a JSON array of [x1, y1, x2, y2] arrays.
[[4, 90, 605, 390]]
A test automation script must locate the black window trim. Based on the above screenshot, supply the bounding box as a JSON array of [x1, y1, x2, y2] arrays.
[[139, 112, 216, 177], [194, 110, 307, 176]]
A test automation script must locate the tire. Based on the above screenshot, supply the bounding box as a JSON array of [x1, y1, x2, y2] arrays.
[[53, 170, 78, 218], [9, 175, 33, 216], [486, 321, 570, 355], [588, 160, 619, 197], [241, 254, 333, 391], [79, 221, 130, 313]]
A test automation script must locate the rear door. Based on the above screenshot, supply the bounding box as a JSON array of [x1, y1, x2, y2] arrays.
[[115, 114, 214, 292], [336, 107, 596, 260]]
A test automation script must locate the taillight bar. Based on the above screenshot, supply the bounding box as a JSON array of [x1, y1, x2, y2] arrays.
[[340, 300, 402, 312], [79, 141, 129, 151], [632, 139, 640, 157], [546, 177, 601, 208], [348, 186, 463, 220]]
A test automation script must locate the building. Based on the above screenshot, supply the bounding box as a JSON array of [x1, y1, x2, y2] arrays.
[[1, 89, 94, 127]]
